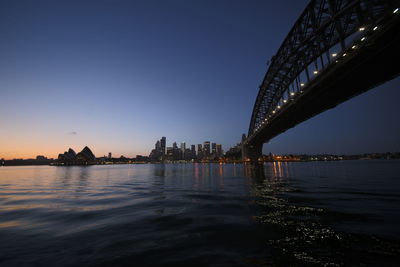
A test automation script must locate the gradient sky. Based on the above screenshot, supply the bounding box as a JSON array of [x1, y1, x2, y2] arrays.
[[0, 0, 399, 159]]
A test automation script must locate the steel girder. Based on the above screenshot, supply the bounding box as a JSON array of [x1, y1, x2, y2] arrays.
[[248, 0, 399, 138]]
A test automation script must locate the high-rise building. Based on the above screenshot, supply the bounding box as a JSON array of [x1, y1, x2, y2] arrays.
[[191, 145, 196, 156], [180, 142, 186, 159], [203, 141, 210, 157], [211, 143, 216, 155], [108, 152, 112, 159], [216, 144, 222, 156], [160, 137, 166, 155], [197, 144, 203, 159], [155, 140, 160, 150]]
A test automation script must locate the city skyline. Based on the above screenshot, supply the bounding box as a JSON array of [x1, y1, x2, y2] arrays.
[[1, 0, 400, 160]]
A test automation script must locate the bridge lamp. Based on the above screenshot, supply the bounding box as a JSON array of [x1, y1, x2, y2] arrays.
[[300, 83, 305, 86], [373, 26, 378, 31], [359, 27, 365, 31], [290, 92, 295, 96], [331, 53, 337, 57], [352, 45, 357, 49], [313, 70, 318, 75], [361, 37, 366, 42], [277, 105, 281, 109], [283, 99, 287, 103], [272, 110, 276, 114], [343, 53, 347, 57], [394, 8, 399, 14]]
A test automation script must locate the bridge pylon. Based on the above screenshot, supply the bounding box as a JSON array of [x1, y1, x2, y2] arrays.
[[241, 142, 262, 163]]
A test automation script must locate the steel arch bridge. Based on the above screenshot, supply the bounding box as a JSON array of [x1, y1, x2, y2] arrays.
[[243, 0, 400, 161]]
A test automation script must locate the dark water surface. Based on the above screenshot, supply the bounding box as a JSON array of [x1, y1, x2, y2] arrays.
[[0, 161, 400, 266]]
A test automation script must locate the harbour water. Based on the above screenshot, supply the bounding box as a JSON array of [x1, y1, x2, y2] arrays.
[[0, 161, 399, 266]]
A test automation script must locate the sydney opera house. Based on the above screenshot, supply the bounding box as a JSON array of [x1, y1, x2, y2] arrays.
[[57, 146, 96, 165]]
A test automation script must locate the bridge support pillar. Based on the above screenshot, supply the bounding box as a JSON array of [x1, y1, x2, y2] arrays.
[[242, 143, 262, 163]]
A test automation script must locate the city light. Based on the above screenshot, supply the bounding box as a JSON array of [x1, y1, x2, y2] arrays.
[[290, 92, 295, 96], [352, 45, 357, 49], [343, 53, 347, 57], [394, 8, 399, 13], [277, 105, 281, 109], [373, 26, 378, 31], [359, 27, 365, 31], [272, 110, 276, 114], [332, 53, 337, 57], [361, 37, 366, 41], [300, 83, 305, 86], [313, 70, 318, 74], [283, 99, 287, 103]]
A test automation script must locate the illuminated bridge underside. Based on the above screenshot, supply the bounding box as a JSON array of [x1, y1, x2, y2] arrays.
[[244, 0, 400, 160]]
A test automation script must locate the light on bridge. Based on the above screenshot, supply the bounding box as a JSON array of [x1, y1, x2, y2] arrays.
[[373, 26, 378, 31], [283, 99, 287, 103], [300, 83, 305, 86], [332, 53, 337, 57], [290, 92, 295, 96], [359, 27, 365, 31], [277, 105, 281, 109], [352, 45, 357, 49], [272, 110, 276, 114], [394, 8, 399, 14], [361, 37, 366, 41], [343, 53, 347, 57], [313, 70, 318, 75]]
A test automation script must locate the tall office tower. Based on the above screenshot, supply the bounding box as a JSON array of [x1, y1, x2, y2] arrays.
[[155, 140, 160, 150], [211, 143, 216, 155], [216, 144, 222, 156], [197, 144, 203, 159], [180, 142, 186, 159], [160, 137, 166, 155], [203, 141, 210, 157], [191, 145, 196, 158]]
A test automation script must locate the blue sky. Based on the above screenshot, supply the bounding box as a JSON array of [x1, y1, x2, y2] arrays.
[[0, 0, 399, 159]]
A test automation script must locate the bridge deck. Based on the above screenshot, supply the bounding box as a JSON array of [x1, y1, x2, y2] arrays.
[[248, 15, 400, 147]]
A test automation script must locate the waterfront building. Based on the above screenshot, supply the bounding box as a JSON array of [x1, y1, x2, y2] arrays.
[[160, 137, 166, 155], [197, 144, 203, 159], [191, 145, 196, 158], [216, 144, 222, 157], [57, 146, 96, 165], [203, 141, 210, 157], [212, 143, 216, 155], [181, 142, 186, 159]]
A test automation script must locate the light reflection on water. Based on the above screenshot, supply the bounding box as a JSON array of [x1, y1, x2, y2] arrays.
[[0, 161, 399, 266]]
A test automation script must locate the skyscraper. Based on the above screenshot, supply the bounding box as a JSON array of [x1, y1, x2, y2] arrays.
[[181, 142, 186, 159], [212, 143, 216, 155], [203, 141, 210, 157], [197, 144, 203, 159], [160, 137, 166, 155], [216, 144, 222, 157], [191, 145, 196, 158]]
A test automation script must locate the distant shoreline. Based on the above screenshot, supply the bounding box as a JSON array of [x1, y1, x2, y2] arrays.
[[1, 158, 400, 167]]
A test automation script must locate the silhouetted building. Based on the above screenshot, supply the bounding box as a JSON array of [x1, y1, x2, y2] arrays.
[[160, 137, 166, 155], [211, 143, 216, 155], [197, 144, 203, 159], [57, 147, 95, 165], [203, 141, 210, 158], [216, 144, 222, 157], [191, 145, 196, 159]]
